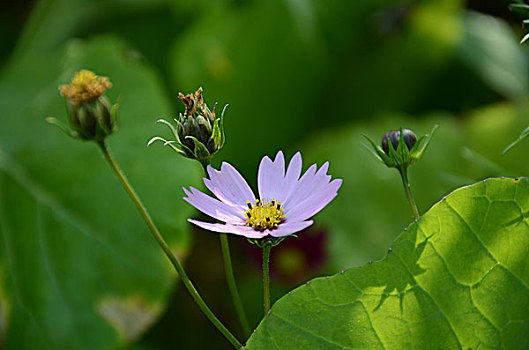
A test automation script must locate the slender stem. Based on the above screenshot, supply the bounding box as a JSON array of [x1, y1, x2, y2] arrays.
[[398, 167, 420, 220], [199, 160, 250, 336], [97, 141, 242, 349], [262, 243, 272, 314], [220, 234, 251, 336]]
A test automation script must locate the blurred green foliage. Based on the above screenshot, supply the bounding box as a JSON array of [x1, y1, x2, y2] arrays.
[[0, 35, 201, 349], [1, 0, 529, 348]]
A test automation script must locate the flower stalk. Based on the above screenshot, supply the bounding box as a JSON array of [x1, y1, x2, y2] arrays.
[[199, 160, 251, 337], [97, 140, 242, 349], [54, 71, 241, 347], [398, 166, 419, 220], [219, 233, 251, 336], [364, 126, 437, 220], [262, 242, 272, 314]]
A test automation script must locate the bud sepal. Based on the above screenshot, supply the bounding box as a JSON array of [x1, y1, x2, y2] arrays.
[[247, 235, 296, 248], [503, 125, 529, 155]]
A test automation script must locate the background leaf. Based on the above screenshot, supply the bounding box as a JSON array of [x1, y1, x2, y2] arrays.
[[245, 177, 529, 349], [0, 36, 201, 349], [459, 11, 528, 100]]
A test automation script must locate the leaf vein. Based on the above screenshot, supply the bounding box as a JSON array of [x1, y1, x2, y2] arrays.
[[269, 313, 345, 349], [445, 201, 529, 292], [392, 251, 463, 349]]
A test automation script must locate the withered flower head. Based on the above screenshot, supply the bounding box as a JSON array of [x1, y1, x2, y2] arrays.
[[59, 70, 112, 104], [48, 70, 118, 142]]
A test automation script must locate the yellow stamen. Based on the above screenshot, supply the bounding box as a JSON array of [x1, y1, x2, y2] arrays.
[[245, 199, 285, 230], [59, 70, 112, 104]]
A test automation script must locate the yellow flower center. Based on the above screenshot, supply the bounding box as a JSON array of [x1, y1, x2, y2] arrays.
[[245, 199, 285, 230], [59, 69, 111, 104]]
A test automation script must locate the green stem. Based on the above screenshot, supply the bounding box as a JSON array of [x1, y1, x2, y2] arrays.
[[398, 167, 420, 220], [220, 234, 251, 336], [98, 141, 242, 349], [262, 243, 272, 314], [199, 161, 250, 337]]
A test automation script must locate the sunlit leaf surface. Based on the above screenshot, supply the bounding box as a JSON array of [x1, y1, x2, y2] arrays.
[[246, 178, 529, 349]]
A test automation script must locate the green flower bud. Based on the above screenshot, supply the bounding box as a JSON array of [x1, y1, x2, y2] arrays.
[[48, 70, 118, 142], [364, 125, 437, 170], [382, 129, 417, 154], [196, 115, 212, 142], [148, 87, 226, 167]]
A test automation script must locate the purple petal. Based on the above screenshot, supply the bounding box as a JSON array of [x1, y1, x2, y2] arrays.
[[204, 163, 256, 209], [268, 220, 314, 237], [188, 219, 268, 239], [257, 151, 285, 202], [183, 186, 244, 224], [281, 152, 302, 201], [284, 161, 333, 208], [286, 179, 342, 222], [294, 162, 331, 202], [282, 163, 318, 208]]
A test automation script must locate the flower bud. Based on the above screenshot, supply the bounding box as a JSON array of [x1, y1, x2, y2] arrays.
[[50, 70, 118, 142], [148, 87, 226, 167], [381, 129, 417, 154], [364, 126, 437, 170]]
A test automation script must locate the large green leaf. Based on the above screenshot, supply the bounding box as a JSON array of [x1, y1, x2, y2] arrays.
[[245, 177, 529, 348], [0, 36, 201, 348]]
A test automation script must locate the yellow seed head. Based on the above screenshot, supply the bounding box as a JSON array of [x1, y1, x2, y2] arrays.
[[245, 199, 285, 230], [59, 70, 112, 104]]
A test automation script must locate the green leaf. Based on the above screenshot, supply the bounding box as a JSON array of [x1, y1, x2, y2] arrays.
[[0, 36, 201, 348], [245, 177, 529, 349]]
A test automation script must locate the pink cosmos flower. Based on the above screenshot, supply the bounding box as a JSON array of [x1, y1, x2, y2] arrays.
[[183, 151, 342, 239]]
